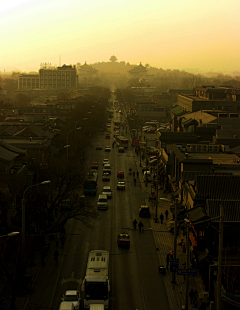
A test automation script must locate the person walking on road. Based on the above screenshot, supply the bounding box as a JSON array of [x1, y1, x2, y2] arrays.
[[165, 209, 169, 220], [160, 212, 164, 224], [189, 289, 195, 304], [193, 289, 198, 308], [54, 250, 59, 266], [166, 253, 170, 270], [1, 297, 7, 310], [133, 219, 137, 230], [138, 221, 144, 232]]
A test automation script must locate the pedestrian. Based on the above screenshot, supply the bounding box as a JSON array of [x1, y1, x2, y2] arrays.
[[133, 219, 137, 230], [189, 288, 195, 304], [165, 209, 169, 220], [160, 212, 164, 224], [1, 297, 7, 310], [193, 289, 198, 306], [55, 234, 60, 247], [60, 233, 66, 248], [41, 252, 45, 266], [166, 253, 170, 270], [54, 250, 59, 266], [137, 171, 139, 178], [138, 221, 144, 232]]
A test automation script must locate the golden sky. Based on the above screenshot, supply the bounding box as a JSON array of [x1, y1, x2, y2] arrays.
[[0, 0, 239, 74]]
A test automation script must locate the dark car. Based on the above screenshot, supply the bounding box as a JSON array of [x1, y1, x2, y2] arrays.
[[139, 205, 150, 217], [96, 145, 102, 150], [117, 233, 130, 247]]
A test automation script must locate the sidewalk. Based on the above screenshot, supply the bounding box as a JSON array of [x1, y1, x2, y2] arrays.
[[134, 153, 210, 310]]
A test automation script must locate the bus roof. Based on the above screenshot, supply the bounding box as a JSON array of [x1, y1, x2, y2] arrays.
[[86, 250, 109, 280]]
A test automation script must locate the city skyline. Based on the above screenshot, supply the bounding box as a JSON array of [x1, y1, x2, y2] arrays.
[[1, 0, 239, 74]]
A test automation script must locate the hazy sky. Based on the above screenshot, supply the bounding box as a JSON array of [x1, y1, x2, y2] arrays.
[[0, 0, 239, 73]]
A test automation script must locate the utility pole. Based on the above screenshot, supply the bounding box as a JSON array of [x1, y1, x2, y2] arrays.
[[139, 126, 142, 167], [172, 198, 178, 284], [217, 204, 224, 310], [155, 156, 159, 223], [145, 137, 148, 187], [185, 219, 190, 310]]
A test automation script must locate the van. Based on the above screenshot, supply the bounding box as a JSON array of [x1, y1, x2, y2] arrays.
[[103, 164, 111, 174], [59, 302, 74, 310], [97, 194, 108, 210], [143, 171, 152, 182], [101, 186, 112, 198]]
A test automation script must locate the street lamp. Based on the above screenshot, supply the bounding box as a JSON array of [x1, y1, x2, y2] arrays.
[[22, 181, 51, 265], [0, 232, 19, 238], [52, 145, 70, 157], [67, 127, 81, 160], [184, 218, 191, 310]]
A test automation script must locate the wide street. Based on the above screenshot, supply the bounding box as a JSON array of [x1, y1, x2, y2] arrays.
[[24, 106, 170, 310]]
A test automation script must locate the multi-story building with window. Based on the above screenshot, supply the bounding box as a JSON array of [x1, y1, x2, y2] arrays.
[[39, 64, 77, 90], [18, 74, 39, 89], [18, 64, 77, 90]]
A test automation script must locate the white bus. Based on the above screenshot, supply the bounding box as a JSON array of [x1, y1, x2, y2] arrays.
[[82, 250, 110, 309]]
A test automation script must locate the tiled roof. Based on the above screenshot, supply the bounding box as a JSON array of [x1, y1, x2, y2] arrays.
[[0, 145, 19, 162], [216, 129, 240, 139], [170, 106, 184, 115], [206, 199, 240, 222], [187, 205, 209, 223], [196, 175, 240, 200], [0, 140, 26, 155], [181, 171, 231, 182], [1, 126, 19, 136]]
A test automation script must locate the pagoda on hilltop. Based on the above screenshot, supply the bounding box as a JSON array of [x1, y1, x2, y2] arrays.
[[128, 62, 148, 79]]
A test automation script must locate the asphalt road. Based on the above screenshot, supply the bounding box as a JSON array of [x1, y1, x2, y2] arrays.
[[26, 110, 170, 310]]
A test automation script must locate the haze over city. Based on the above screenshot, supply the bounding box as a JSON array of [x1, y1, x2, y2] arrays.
[[1, 0, 239, 74]]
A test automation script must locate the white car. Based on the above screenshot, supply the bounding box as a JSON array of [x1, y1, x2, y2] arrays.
[[61, 290, 80, 310], [103, 159, 109, 165], [117, 181, 126, 190]]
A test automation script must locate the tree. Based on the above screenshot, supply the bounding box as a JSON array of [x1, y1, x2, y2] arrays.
[[16, 93, 31, 107]]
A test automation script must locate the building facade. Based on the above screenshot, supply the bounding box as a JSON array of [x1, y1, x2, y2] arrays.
[[39, 64, 77, 90], [18, 74, 39, 89]]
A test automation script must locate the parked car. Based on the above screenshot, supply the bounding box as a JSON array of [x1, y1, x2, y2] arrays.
[[117, 233, 130, 247], [91, 162, 98, 169], [117, 181, 126, 190], [105, 146, 111, 152], [105, 133, 110, 138], [102, 173, 110, 181], [118, 147, 124, 153], [61, 290, 80, 310], [117, 171, 124, 178], [107, 123, 111, 127], [139, 205, 151, 217], [96, 145, 102, 150]]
